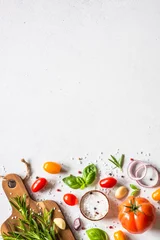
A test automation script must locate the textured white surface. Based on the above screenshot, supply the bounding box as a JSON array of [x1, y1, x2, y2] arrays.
[[0, 0, 160, 239]]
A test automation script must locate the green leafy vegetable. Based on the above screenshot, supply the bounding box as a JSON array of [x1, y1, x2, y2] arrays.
[[108, 154, 124, 171], [130, 184, 140, 196], [82, 164, 97, 185], [63, 164, 97, 189], [2, 194, 60, 240], [63, 175, 86, 189], [86, 228, 109, 240]]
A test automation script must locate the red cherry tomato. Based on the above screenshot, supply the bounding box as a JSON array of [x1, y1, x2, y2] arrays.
[[31, 178, 47, 192], [99, 177, 117, 188], [63, 193, 78, 206]]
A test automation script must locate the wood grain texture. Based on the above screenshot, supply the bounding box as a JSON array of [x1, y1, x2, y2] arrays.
[[1, 174, 75, 240]]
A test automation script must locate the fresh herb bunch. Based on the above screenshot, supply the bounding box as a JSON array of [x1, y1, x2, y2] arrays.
[[108, 154, 124, 171], [2, 195, 59, 240], [63, 164, 97, 189]]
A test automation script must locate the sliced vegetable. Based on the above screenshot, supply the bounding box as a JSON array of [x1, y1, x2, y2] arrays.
[[127, 160, 147, 180], [99, 177, 117, 188], [118, 196, 156, 234], [54, 218, 66, 230], [31, 177, 47, 192], [127, 159, 160, 188], [130, 184, 140, 196], [86, 228, 109, 240], [136, 165, 159, 188], [63, 164, 97, 189], [63, 193, 78, 206], [73, 218, 81, 230], [114, 230, 126, 240], [115, 186, 128, 199], [108, 154, 124, 171], [43, 161, 61, 174], [152, 188, 160, 201]]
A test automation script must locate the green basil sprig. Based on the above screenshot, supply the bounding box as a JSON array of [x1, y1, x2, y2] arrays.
[[83, 164, 97, 185], [86, 228, 109, 240], [130, 184, 140, 196], [63, 164, 97, 189], [63, 175, 86, 189]]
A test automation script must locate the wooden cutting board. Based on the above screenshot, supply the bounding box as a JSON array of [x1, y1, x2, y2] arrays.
[[1, 174, 75, 240]]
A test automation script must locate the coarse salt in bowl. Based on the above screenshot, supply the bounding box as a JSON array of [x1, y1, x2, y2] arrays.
[[80, 190, 109, 221]]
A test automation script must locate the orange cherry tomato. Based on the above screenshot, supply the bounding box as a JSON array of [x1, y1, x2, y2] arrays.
[[63, 193, 78, 206], [118, 196, 155, 234], [152, 188, 160, 201], [43, 162, 61, 174], [114, 230, 126, 240]]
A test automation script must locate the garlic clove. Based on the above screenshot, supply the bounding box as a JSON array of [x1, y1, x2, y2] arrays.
[[115, 186, 128, 199], [54, 218, 66, 230]]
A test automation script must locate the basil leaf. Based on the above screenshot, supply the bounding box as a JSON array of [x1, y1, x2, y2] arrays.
[[86, 228, 108, 240], [131, 190, 140, 196], [83, 164, 97, 185], [76, 177, 86, 189], [63, 175, 83, 189], [130, 184, 139, 190]]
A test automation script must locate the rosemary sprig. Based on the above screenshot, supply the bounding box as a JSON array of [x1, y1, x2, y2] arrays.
[[2, 195, 59, 240], [108, 154, 125, 171], [130, 184, 140, 196]]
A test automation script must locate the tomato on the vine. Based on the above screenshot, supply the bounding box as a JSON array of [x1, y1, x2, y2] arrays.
[[31, 178, 47, 192], [99, 177, 117, 188], [118, 196, 155, 234], [63, 193, 78, 206]]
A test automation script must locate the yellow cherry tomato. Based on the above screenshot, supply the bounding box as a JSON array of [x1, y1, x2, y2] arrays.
[[114, 230, 126, 240], [152, 188, 160, 201], [43, 162, 61, 174]]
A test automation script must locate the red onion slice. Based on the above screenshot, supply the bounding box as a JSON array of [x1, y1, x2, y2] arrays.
[[136, 165, 159, 188], [127, 160, 147, 180], [73, 218, 81, 230]]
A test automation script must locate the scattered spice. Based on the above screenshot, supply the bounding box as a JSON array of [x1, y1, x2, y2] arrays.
[[109, 226, 113, 229], [57, 189, 61, 192], [78, 171, 82, 174]]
